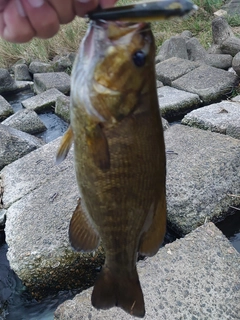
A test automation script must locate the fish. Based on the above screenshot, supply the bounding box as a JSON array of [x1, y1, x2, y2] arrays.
[[56, 20, 166, 318], [87, 0, 198, 22]]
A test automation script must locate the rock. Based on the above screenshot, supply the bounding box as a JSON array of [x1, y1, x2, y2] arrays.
[[221, 37, 240, 57], [186, 37, 207, 61], [171, 65, 238, 104], [0, 210, 6, 226], [156, 80, 163, 88], [54, 222, 240, 320], [161, 117, 169, 131], [53, 56, 72, 73], [15, 81, 33, 91], [181, 101, 240, 139], [2, 138, 104, 298], [180, 30, 192, 40], [33, 72, 71, 94], [55, 95, 70, 123], [214, 9, 228, 17], [204, 53, 232, 69], [29, 61, 54, 74], [186, 37, 232, 69], [156, 57, 200, 86], [0, 96, 14, 121], [222, 0, 240, 16], [231, 94, 240, 102], [22, 88, 65, 112], [156, 36, 188, 63], [211, 17, 235, 45], [209, 17, 240, 56], [232, 52, 240, 76], [2, 109, 47, 134], [0, 124, 44, 170], [157, 86, 201, 120], [0, 68, 17, 94], [165, 124, 240, 235], [13, 64, 32, 81], [67, 52, 77, 64]]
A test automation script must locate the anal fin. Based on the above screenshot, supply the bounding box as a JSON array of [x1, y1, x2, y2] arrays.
[[139, 192, 166, 257], [56, 126, 74, 164], [69, 199, 100, 252]]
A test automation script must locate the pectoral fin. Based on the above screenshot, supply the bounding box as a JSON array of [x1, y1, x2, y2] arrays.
[[69, 199, 100, 252], [139, 192, 166, 257], [56, 126, 74, 164], [86, 124, 110, 171]]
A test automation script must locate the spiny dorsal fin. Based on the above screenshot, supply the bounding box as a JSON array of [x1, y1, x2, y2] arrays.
[[56, 126, 74, 165], [69, 199, 100, 252]]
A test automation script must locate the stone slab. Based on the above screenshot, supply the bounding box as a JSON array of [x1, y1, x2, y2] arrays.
[[182, 101, 240, 139], [157, 86, 201, 120], [1, 138, 104, 298], [54, 222, 240, 320], [164, 124, 240, 235], [0, 96, 13, 121], [172, 65, 238, 104], [0, 124, 44, 170], [33, 72, 70, 95], [222, 0, 240, 16], [156, 57, 200, 86], [156, 36, 188, 63], [22, 88, 65, 112], [2, 109, 46, 134], [55, 95, 70, 123]]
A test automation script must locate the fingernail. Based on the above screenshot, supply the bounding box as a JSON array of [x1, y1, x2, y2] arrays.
[[15, 0, 26, 17], [27, 0, 44, 8]]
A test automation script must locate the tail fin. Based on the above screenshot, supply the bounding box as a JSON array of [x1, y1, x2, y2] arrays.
[[91, 266, 145, 318]]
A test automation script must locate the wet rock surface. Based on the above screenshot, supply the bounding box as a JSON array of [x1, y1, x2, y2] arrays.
[[54, 223, 240, 320]]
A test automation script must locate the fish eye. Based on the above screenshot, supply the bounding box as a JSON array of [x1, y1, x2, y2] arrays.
[[132, 50, 146, 67]]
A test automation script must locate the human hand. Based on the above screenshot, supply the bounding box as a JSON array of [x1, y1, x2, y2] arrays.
[[0, 0, 117, 43]]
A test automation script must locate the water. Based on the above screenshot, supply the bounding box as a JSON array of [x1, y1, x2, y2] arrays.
[[216, 209, 240, 252], [3, 90, 68, 143], [0, 89, 240, 319]]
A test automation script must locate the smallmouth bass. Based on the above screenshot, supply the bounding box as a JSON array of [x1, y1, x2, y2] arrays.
[[57, 20, 166, 318]]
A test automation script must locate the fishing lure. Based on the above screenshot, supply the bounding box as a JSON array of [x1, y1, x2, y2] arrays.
[[87, 0, 198, 22]]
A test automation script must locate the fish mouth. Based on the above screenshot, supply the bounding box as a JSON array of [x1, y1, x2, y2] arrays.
[[82, 20, 148, 62]]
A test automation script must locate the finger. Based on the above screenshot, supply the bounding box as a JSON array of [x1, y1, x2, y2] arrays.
[[0, 0, 8, 12], [20, 0, 59, 39], [74, 0, 99, 17], [0, 0, 35, 42], [100, 0, 117, 9], [46, 0, 75, 24]]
